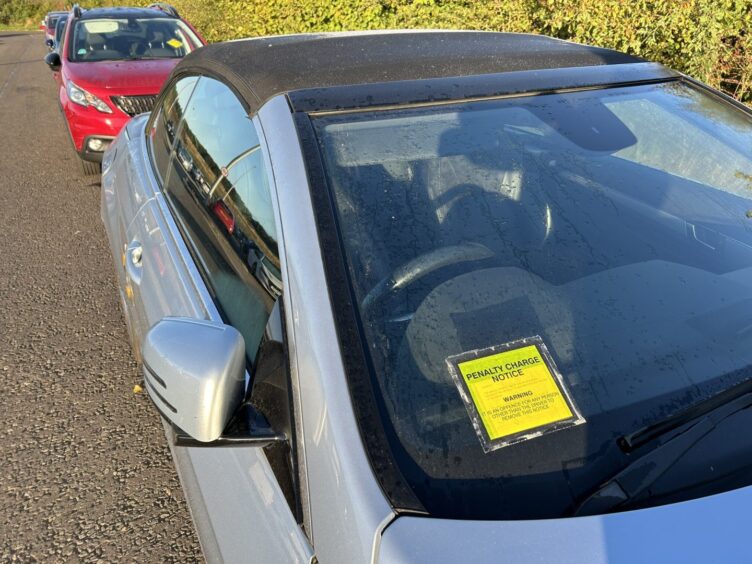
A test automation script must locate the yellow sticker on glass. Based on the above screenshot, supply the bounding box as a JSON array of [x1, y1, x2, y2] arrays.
[[446, 336, 585, 452], [167, 38, 183, 49]]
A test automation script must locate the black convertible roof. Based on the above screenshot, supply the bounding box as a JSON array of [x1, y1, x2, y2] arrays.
[[175, 31, 666, 113]]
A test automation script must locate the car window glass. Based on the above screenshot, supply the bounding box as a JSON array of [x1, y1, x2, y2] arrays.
[[212, 148, 282, 299], [311, 81, 752, 519], [69, 17, 200, 62], [149, 75, 198, 184], [178, 77, 261, 188], [606, 90, 751, 195], [164, 76, 279, 364], [55, 18, 68, 45]]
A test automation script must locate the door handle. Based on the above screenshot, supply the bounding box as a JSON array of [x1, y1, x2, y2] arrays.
[[125, 240, 143, 286]]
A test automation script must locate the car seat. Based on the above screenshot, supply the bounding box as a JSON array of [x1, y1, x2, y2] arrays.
[[144, 30, 175, 58], [81, 32, 107, 60], [431, 124, 552, 256], [329, 160, 442, 296]]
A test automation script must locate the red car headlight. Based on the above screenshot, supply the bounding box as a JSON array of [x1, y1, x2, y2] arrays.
[[66, 81, 113, 114]]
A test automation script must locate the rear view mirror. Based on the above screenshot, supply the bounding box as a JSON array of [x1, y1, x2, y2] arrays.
[[142, 317, 246, 442], [44, 52, 61, 72], [45, 38, 54, 48]]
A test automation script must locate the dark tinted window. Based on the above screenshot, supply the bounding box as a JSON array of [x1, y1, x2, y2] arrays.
[[311, 82, 752, 519], [163, 76, 280, 364], [148, 75, 198, 184]]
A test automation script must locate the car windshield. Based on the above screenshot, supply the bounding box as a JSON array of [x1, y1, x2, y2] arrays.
[[311, 81, 752, 519], [69, 17, 200, 62], [46, 15, 60, 30]]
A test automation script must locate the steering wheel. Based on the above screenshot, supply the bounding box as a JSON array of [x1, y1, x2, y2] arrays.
[[361, 242, 495, 314]]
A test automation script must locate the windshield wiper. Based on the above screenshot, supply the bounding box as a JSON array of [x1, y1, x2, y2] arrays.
[[621, 376, 752, 452], [574, 377, 752, 516]]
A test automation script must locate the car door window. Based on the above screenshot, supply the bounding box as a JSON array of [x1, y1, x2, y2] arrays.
[[164, 76, 279, 364], [148, 74, 199, 184], [160, 76, 304, 524], [212, 146, 282, 299]]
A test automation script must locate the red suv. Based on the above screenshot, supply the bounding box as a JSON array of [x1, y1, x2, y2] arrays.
[[44, 4, 204, 174]]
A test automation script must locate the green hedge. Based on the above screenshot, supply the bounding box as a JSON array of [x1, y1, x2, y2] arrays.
[[6, 0, 751, 103]]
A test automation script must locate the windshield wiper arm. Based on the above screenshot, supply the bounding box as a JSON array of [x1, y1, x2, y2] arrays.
[[575, 380, 752, 517], [620, 376, 752, 453]]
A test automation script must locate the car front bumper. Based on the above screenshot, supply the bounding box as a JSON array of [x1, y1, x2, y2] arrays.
[[61, 98, 130, 162]]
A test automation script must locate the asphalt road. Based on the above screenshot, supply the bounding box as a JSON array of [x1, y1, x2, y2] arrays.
[[0, 32, 203, 562]]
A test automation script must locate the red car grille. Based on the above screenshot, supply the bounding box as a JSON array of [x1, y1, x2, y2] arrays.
[[111, 95, 158, 117]]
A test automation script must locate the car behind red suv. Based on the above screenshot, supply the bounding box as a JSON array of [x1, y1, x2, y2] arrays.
[[44, 4, 204, 174], [42, 11, 67, 48]]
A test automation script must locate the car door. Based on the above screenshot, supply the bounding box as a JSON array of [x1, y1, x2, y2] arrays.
[[131, 74, 313, 562], [116, 74, 201, 350]]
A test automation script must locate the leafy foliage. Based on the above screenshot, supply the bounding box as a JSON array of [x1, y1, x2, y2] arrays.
[[6, 0, 752, 103]]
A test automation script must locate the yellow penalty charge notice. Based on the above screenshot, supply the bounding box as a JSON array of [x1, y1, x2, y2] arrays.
[[446, 336, 585, 452]]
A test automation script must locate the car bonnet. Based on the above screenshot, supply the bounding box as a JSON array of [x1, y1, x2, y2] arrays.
[[377, 485, 752, 563]]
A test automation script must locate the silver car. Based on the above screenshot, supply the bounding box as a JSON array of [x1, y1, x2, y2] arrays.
[[102, 31, 752, 563]]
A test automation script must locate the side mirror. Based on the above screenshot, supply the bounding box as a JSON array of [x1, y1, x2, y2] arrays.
[[44, 51, 61, 72], [45, 38, 54, 48], [142, 317, 247, 442]]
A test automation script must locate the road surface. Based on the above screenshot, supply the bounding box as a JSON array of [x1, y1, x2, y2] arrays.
[[0, 31, 203, 562]]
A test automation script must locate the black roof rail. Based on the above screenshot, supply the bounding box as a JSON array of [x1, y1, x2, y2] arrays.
[[147, 3, 180, 18], [72, 4, 82, 18]]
